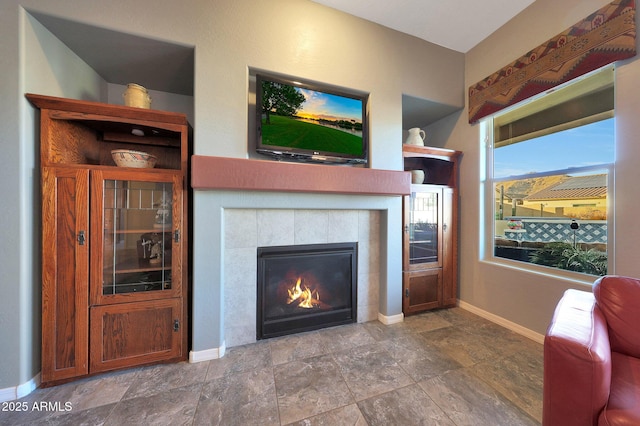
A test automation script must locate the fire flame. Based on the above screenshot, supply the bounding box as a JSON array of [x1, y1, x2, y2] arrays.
[[286, 277, 320, 309]]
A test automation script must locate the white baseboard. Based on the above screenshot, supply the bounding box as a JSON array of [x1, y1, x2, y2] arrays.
[[378, 312, 404, 325], [0, 373, 40, 402], [458, 300, 545, 344], [189, 343, 226, 362]]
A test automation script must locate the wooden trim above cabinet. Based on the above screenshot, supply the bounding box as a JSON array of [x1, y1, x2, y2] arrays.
[[402, 145, 461, 161], [26, 93, 190, 126]]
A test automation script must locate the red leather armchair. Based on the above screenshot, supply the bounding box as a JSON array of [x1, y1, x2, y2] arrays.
[[543, 276, 640, 425]]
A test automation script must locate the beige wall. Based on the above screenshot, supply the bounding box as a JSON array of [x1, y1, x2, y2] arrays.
[[441, 0, 639, 336]]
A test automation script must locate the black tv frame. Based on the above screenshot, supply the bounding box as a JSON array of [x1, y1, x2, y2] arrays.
[[255, 73, 369, 165]]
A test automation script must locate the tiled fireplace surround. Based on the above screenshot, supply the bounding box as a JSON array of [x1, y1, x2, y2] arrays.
[[189, 156, 409, 362], [190, 189, 405, 362], [225, 208, 380, 347]]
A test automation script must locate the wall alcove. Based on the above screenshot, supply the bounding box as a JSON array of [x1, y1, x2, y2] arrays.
[[401, 94, 460, 130], [26, 10, 195, 109]]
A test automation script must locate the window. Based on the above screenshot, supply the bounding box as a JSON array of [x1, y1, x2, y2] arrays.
[[485, 66, 614, 276]]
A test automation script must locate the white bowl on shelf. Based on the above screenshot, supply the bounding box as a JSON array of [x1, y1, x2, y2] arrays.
[[111, 149, 157, 168]]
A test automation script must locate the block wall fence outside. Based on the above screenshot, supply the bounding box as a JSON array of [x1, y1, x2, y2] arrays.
[[502, 218, 607, 244]]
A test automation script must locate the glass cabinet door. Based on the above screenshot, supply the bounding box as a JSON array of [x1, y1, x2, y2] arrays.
[[94, 171, 181, 303], [408, 189, 441, 266]]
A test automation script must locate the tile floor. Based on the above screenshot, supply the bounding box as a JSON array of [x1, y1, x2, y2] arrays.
[[1, 308, 543, 425]]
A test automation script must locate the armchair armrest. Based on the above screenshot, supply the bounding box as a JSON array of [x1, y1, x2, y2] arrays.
[[543, 289, 611, 426]]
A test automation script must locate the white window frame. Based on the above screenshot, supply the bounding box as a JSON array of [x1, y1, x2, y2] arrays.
[[481, 74, 615, 280]]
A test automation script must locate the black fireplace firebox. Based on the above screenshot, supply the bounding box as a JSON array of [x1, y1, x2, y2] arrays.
[[257, 242, 357, 339]]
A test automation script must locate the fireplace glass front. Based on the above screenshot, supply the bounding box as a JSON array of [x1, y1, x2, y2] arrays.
[[257, 242, 357, 339]]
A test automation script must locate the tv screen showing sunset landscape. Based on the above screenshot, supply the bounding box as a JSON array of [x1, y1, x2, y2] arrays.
[[257, 75, 367, 162]]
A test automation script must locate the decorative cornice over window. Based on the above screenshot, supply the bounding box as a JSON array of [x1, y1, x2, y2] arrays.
[[468, 0, 636, 124]]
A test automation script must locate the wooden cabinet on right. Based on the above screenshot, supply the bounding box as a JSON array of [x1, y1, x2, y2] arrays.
[[402, 145, 461, 315]]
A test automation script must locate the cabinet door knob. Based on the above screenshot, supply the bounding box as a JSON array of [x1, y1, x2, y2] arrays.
[[77, 230, 86, 245], [405, 288, 410, 298]]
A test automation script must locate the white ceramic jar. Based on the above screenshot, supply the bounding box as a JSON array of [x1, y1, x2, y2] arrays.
[[410, 170, 425, 184]]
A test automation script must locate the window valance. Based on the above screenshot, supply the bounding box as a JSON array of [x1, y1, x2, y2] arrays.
[[468, 0, 636, 124]]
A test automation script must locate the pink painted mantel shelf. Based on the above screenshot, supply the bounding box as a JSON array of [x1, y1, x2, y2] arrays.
[[191, 155, 411, 196]]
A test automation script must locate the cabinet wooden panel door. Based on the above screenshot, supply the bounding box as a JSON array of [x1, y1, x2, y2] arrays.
[[403, 269, 442, 314], [41, 167, 90, 383], [90, 298, 182, 373]]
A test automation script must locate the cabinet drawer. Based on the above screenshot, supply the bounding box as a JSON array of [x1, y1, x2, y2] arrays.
[[90, 298, 182, 373]]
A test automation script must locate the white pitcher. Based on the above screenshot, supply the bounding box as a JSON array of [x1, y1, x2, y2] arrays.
[[405, 127, 426, 146]]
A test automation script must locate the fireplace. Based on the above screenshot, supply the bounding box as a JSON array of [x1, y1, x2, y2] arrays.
[[257, 242, 357, 339]]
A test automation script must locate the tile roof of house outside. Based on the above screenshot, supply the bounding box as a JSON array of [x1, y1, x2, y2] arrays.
[[525, 174, 607, 201]]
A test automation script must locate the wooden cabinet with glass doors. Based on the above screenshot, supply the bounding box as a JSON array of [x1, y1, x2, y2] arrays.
[[402, 145, 461, 315], [28, 94, 191, 385]]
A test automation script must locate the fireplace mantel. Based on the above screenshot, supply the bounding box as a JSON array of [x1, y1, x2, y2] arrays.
[[191, 155, 411, 196]]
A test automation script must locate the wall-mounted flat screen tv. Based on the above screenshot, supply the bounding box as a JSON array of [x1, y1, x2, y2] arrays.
[[256, 74, 368, 164]]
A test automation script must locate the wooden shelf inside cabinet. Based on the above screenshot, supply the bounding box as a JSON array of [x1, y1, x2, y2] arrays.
[[108, 228, 174, 234], [108, 261, 173, 275]]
